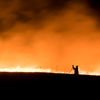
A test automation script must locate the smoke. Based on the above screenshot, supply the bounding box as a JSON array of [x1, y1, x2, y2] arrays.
[[0, 0, 100, 72]]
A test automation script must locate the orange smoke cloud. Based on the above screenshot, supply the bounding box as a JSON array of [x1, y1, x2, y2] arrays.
[[0, 0, 100, 73]]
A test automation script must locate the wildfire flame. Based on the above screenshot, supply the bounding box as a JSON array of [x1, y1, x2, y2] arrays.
[[0, 66, 99, 76], [0, 65, 66, 73], [70, 69, 100, 76]]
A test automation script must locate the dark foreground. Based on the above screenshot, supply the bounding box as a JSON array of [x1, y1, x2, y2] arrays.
[[0, 72, 99, 98], [0, 72, 100, 82]]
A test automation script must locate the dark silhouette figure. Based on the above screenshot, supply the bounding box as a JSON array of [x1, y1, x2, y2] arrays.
[[72, 65, 79, 75]]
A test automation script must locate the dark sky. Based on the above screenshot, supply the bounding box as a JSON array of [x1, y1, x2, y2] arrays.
[[0, 0, 100, 72], [0, 0, 100, 34]]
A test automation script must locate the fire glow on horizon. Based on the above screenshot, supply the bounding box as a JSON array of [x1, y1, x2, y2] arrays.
[[0, 66, 100, 76], [0, 0, 100, 74]]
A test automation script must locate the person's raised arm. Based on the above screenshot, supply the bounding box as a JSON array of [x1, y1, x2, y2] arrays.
[[73, 67, 75, 69], [72, 65, 75, 69]]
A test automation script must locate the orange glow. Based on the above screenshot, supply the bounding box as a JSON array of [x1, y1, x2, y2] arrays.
[[70, 69, 100, 76], [0, 66, 100, 76], [0, 65, 67, 73], [0, 0, 100, 74]]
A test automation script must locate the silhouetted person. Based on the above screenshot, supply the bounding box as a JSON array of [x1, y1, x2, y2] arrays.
[[72, 65, 79, 75]]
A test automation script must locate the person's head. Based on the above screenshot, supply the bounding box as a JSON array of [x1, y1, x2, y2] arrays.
[[76, 66, 78, 68]]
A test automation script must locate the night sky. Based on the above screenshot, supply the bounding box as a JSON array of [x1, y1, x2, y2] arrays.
[[0, 0, 100, 72]]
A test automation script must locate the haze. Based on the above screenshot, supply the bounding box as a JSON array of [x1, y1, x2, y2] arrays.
[[0, 0, 100, 72]]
